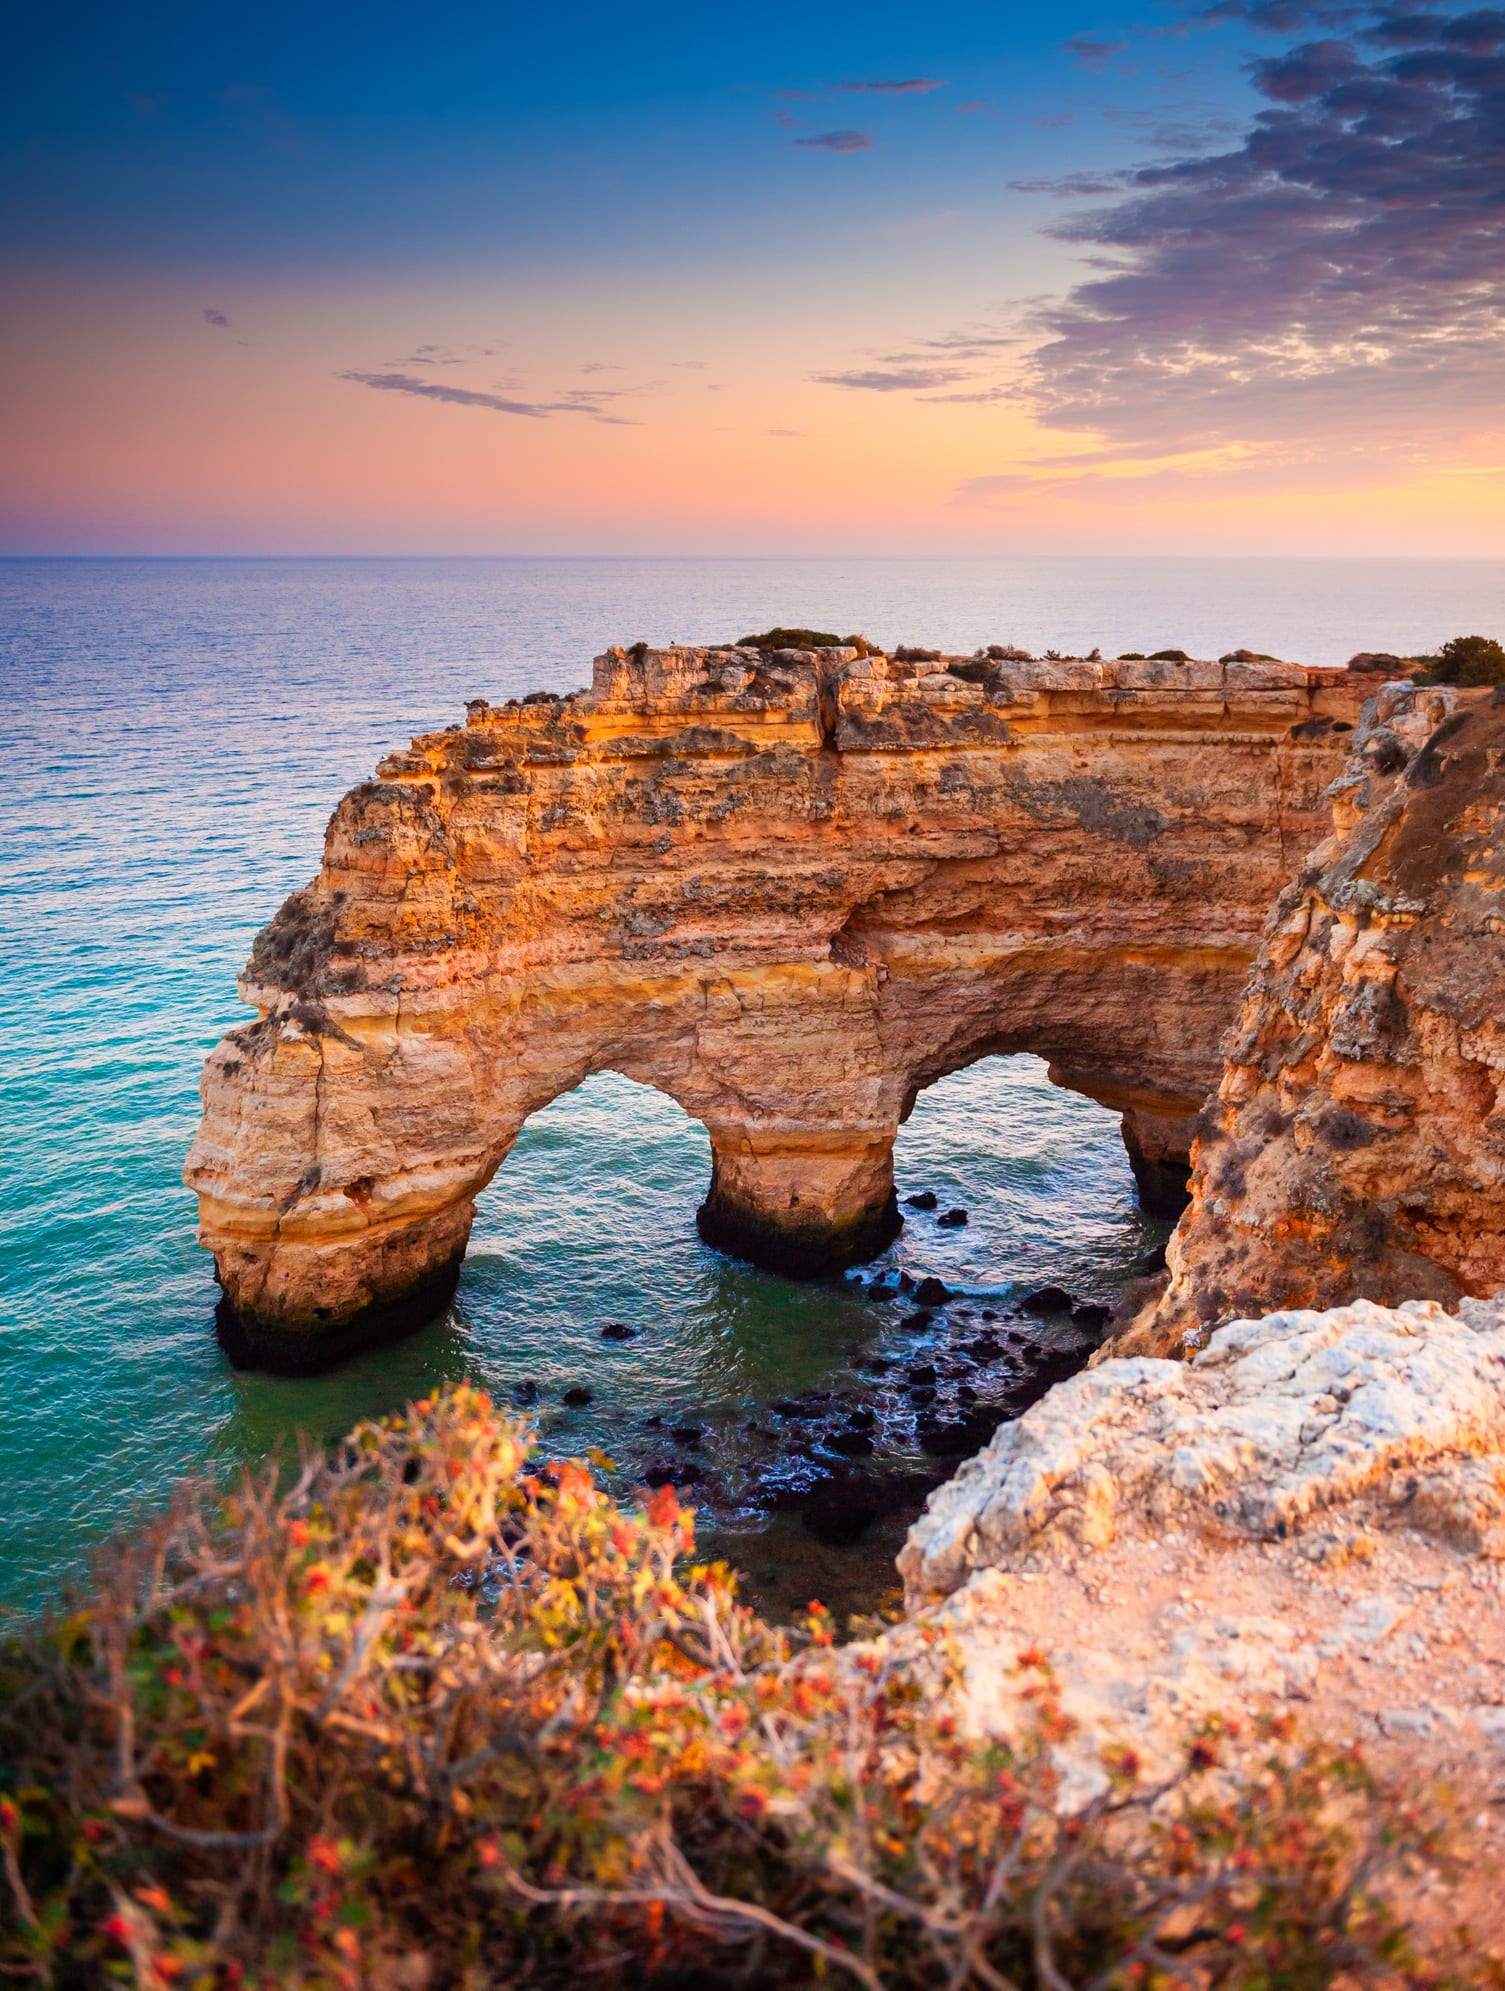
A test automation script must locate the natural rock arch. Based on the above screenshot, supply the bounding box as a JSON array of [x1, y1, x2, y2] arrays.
[[186, 640, 1380, 1371]]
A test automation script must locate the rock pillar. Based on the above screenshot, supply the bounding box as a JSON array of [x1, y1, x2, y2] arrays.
[[209, 1200, 475, 1374], [1119, 1106, 1195, 1220], [695, 1128, 900, 1278]]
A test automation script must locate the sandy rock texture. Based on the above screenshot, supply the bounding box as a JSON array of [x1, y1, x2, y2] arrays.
[[894, 1297, 1505, 1845], [1134, 681, 1505, 1354], [185, 643, 1371, 1369]]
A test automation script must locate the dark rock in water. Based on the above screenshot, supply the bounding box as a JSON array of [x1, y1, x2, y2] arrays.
[[914, 1276, 952, 1308], [900, 1309, 936, 1332], [512, 1380, 539, 1406], [671, 1425, 703, 1447], [957, 1384, 978, 1404], [908, 1386, 937, 1405], [905, 1363, 938, 1385], [644, 1461, 704, 1488], [770, 1398, 821, 1419], [1003, 1344, 1093, 1414], [800, 1476, 881, 1547], [904, 1190, 939, 1211], [1020, 1284, 1074, 1316], [1072, 1302, 1113, 1330], [828, 1429, 875, 1458], [937, 1208, 968, 1229], [919, 1411, 1001, 1458], [863, 1355, 894, 1373], [846, 1406, 877, 1430], [981, 1310, 999, 1321], [898, 1272, 916, 1293], [645, 1413, 663, 1427], [600, 1321, 638, 1341], [562, 1386, 592, 1408], [961, 1336, 1003, 1362], [1138, 1243, 1168, 1275]]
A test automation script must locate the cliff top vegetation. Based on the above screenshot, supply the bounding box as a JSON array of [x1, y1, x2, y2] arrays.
[[1, 1386, 1492, 1989]]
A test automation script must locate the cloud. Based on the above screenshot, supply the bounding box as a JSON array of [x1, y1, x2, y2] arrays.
[[793, 129, 875, 151], [839, 77, 946, 93], [384, 342, 506, 368], [339, 371, 642, 424], [812, 365, 975, 392], [768, 427, 804, 436], [1016, 2, 1505, 467], [202, 308, 232, 330], [1063, 34, 1131, 68], [957, 99, 998, 114]]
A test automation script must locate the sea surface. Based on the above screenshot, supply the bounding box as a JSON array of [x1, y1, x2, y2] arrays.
[[5, 555, 1504, 1614]]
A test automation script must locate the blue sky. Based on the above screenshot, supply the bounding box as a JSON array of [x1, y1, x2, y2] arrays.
[[3, 0, 1502, 553]]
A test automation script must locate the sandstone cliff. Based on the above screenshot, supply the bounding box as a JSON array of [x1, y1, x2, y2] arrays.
[[1131, 680, 1505, 1354], [185, 642, 1372, 1370]]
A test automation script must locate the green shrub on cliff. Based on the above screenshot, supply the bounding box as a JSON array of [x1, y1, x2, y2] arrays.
[[1414, 634, 1505, 687], [0, 1387, 1490, 1989], [734, 628, 877, 654]]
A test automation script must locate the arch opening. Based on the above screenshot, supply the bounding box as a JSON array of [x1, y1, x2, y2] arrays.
[[886, 1053, 1173, 1315]]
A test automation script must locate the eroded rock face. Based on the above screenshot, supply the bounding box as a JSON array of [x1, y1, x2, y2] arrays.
[[1134, 682, 1505, 1354], [899, 1294, 1505, 1600], [185, 643, 1370, 1369], [892, 1294, 1505, 1812]]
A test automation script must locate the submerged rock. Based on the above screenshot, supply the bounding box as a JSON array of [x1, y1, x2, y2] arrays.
[[1019, 1285, 1073, 1316]]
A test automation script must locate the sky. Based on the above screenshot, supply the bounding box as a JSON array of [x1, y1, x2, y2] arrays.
[[2, 0, 1502, 554]]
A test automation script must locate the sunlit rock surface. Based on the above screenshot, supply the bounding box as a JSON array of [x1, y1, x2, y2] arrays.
[[185, 643, 1370, 1370], [893, 1295, 1505, 1807], [1135, 681, 1505, 1354], [900, 1294, 1505, 1599]]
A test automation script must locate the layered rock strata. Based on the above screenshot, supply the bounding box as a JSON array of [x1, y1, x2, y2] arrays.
[[185, 643, 1372, 1370], [1133, 681, 1505, 1354]]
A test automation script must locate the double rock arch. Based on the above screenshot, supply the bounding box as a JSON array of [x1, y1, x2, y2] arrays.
[[186, 640, 1375, 1371]]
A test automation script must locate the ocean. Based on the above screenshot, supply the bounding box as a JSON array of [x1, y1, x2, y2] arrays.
[[5, 554, 1504, 1613]]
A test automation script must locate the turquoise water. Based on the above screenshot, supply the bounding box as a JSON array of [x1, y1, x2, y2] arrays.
[[5, 555, 1504, 1611]]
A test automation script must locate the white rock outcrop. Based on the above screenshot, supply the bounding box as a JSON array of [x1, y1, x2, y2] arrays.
[[900, 1296, 1505, 1601]]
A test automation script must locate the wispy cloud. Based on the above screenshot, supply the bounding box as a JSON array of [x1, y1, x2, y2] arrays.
[[202, 307, 232, 330], [812, 365, 975, 392], [793, 129, 875, 151], [957, 99, 998, 115], [339, 371, 643, 424], [1063, 35, 1130, 69], [385, 342, 506, 368], [839, 77, 946, 93]]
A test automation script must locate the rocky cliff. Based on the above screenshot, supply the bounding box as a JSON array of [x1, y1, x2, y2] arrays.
[[896, 1294, 1505, 1815], [1131, 681, 1505, 1355], [186, 642, 1372, 1370]]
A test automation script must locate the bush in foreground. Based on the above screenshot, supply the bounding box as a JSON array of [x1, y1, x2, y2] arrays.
[[0, 1386, 1493, 1988]]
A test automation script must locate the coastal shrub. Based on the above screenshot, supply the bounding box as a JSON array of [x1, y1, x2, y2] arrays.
[[1415, 634, 1505, 687], [733, 628, 877, 654], [1117, 652, 1146, 661], [985, 643, 1033, 661], [0, 1386, 1492, 1990], [1219, 649, 1276, 664], [892, 645, 943, 664], [1149, 648, 1190, 663]]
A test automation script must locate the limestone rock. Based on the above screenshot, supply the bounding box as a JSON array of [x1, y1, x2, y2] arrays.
[[1135, 682, 1505, 1352], [899, 1295, 1505, 1599], [184, 644, 1372, 1368]]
